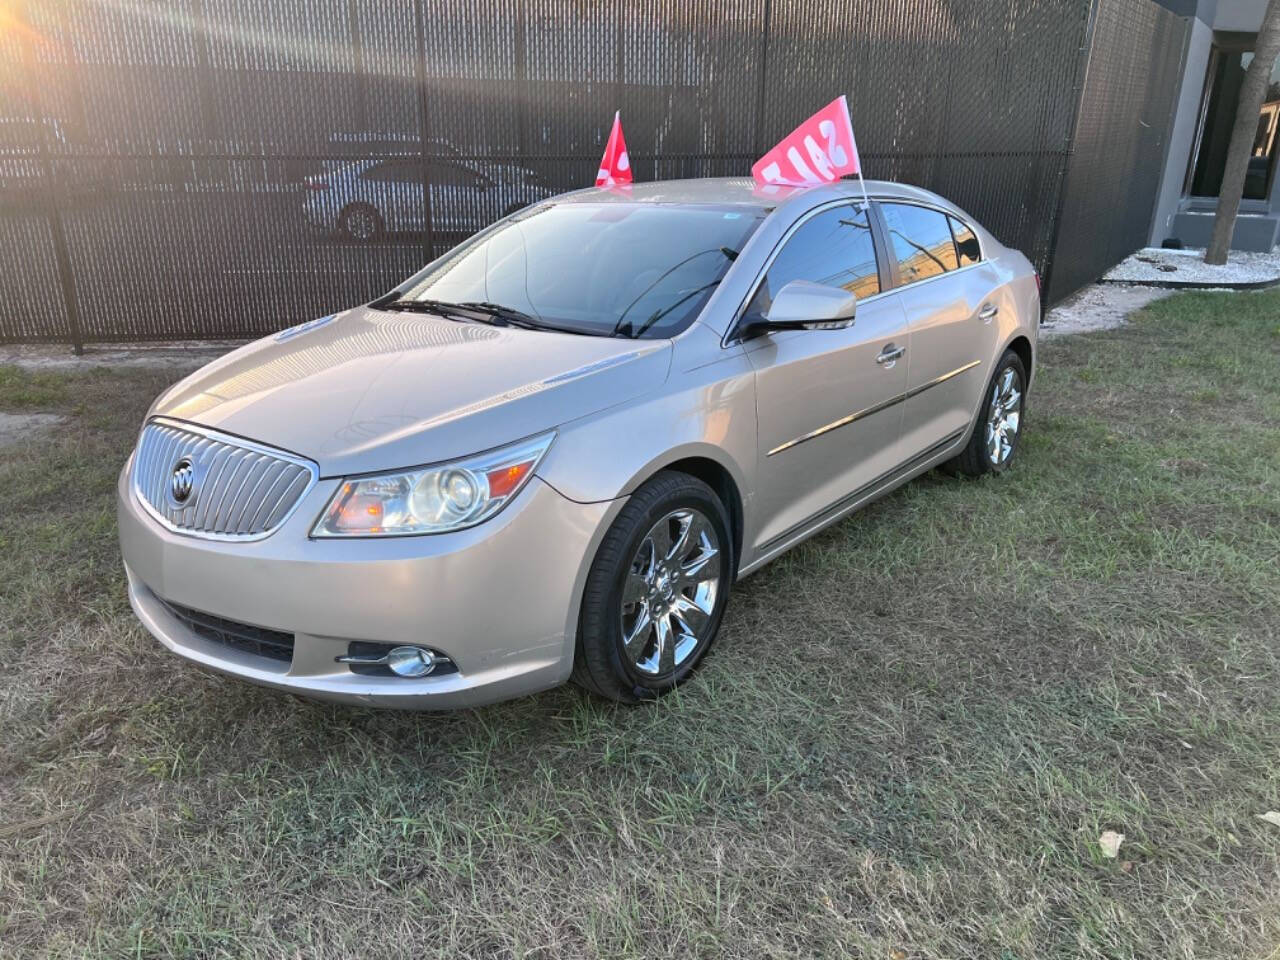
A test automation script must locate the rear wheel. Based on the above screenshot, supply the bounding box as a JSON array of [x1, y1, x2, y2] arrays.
[[339, 203, 383, 242], [573, 471, 733, 703], [947, 349, 1027, 476]]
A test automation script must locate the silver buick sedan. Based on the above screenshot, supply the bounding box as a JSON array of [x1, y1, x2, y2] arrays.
[[118, 177, 1039, 708]]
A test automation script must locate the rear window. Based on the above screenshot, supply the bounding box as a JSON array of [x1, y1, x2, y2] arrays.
[[396, 203, 765, 338], [949, 216, 982, 266], [880, 202, 959, 286]]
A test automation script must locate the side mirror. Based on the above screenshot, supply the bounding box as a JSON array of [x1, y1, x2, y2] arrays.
[[753, 280, 857, 335]]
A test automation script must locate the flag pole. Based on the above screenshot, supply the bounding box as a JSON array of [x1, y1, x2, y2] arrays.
[[841, 95, 871, 211]]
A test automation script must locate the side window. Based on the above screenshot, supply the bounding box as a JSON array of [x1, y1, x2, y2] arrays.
[[362, 160, 420, 184], [745, 204, 879, 319], [880, 202, 959, 286], [429, 161, 486, 188], [949, 216, 981, 266]]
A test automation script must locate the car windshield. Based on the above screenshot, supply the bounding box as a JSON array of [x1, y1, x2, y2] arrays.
[[390, 202, 765, 338]]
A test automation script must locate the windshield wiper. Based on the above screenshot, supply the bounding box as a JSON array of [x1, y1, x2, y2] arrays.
[[373, 297, 474, 320], [455, 301, 597, 337], [454, 301, 538, 327]]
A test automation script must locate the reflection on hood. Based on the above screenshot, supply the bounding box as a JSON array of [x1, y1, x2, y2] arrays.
[[166, 312, 503, 422]]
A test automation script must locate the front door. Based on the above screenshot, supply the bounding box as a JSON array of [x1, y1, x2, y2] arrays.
[[743, 201, 910, 552]]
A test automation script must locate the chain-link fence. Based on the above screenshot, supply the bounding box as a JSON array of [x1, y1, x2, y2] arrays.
[[2, 0, 1186, 348]]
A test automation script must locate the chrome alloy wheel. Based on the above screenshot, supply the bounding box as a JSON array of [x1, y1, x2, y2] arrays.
[[620, 508, 722, 677], [985, 366, 1023, 466], [344, 206, 379, 241]]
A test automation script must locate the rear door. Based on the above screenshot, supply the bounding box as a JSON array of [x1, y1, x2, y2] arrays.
[[360, 160, 423, 232], [742, 201, 910, 552], [876, 201, 1003, 457]]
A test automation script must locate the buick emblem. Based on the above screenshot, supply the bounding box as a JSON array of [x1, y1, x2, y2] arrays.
[[170, 456, 196, 505]]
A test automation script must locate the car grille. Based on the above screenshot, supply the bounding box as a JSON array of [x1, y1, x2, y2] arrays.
[[160, 599, 295, 663], [132, 418, 317, 540]]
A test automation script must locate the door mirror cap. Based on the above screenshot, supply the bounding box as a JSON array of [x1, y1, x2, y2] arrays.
[[760, 280, 857, 332]]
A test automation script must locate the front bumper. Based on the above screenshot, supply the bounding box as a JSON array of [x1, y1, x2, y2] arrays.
[[118, 461, 621, 709]]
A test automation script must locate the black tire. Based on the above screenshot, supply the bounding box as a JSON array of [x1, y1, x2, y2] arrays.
[[339, 203, 383, 242], [946, 348, 1028, 477], [572, 471, 734, 703]]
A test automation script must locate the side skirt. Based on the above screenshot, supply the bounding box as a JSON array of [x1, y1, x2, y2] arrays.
[[737, 427, 967, 579]]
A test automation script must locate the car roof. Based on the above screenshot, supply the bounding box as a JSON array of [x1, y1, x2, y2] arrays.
[[550, 176, 954, 211]]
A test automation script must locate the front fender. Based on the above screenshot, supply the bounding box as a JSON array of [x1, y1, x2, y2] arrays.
[[535, 330, 757, 510]]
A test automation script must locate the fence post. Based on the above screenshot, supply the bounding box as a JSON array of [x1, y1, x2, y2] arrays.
[[190, 0, 219, 143], [1040, 0, 1102, 309], [18, 0, 84, 353], [752, 0, 772, 155], [346, 0, 369, 130], [514, 0, 528, 156], [412, 0, 436, 264]]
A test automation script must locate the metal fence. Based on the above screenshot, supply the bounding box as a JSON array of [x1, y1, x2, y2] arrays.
[[1044, 0, 1189, 303], [2, 0, 1185, 348]]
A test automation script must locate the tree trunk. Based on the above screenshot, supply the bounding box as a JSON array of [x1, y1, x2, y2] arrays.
[[1205, 0, 1280, 264]]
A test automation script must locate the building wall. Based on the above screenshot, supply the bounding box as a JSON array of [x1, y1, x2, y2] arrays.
[[1212, 0, 1267, 31], [1150, 15, 1213, 243], [1150, 0, 1280, 248]]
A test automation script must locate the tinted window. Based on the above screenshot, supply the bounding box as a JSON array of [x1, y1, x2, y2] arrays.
[[949, 216, 981, 266], [362, 160, 420, 184], [745, 204, 879, 319], [394, 203, 764, 339], [880, 202, 958, 285], [429, 161, 486, 188]]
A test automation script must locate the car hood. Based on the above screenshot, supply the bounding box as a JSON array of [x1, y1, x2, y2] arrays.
[[150, 307, 672, 476]]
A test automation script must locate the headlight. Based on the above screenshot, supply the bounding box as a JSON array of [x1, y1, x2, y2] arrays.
[[311, 433, 554, 537]]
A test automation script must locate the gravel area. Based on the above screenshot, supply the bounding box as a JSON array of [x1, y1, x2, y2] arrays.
[[1040, 283, 1178, 339], [1102, 245, 1280, 286]]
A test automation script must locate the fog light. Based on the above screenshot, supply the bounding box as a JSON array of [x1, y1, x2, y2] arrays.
[[385, 645, 436, 678]]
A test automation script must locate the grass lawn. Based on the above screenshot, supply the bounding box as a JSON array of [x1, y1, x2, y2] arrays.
[[1, 290, 1279, 959]]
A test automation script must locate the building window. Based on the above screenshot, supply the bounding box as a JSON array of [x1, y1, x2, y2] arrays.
[[1188, 37, 1280, 201]]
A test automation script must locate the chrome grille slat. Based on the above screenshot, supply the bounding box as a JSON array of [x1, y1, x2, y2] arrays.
[[208, 455, 249, 533], [264, 471, 310, 530], [225, 455, 268, 534], [196, 447, 234, 530], [245, 463, 291, 532], [130, 418, 318, 541]]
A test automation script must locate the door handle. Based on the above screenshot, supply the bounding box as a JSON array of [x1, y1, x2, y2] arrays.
[[876, 344, 906, 366], [978, 303, 999, 322]]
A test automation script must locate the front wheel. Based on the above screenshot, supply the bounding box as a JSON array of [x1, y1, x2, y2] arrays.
[[573, 471, 733, 703], [947, 349, 1028, 477]]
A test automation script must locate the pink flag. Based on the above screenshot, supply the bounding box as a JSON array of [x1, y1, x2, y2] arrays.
[[596, 111, 633, 187], [752, 95, 861, 188]]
